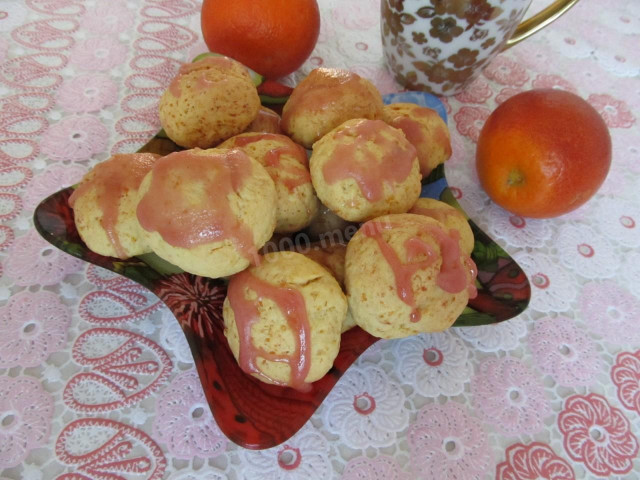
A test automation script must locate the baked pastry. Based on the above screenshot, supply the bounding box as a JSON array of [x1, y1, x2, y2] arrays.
[[136, 148, 277, 278], [409, 198, 474, 254], [281, 68, 384, 148], [219, 132, 319, 233], [345, 213, 477, 339], [223, 251, 347, 389], [69, 153, 160, 259], [310, 118, 421, 222], [382, 103, 452, 177], [158, 56, 260, 149], [244, 106, 282, 134]]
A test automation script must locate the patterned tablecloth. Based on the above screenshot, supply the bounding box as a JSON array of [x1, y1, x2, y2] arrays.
[[1, 0, 640, 479]]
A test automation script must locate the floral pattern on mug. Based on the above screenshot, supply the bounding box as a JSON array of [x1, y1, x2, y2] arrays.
[[380, 0, 532, 94]]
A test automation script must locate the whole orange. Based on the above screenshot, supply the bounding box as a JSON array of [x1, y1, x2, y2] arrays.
[[201, 0, 320, 79], [476, 89, 611, 218]]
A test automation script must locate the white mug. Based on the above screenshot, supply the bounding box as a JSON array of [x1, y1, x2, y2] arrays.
[[381, 0, 579, 95]]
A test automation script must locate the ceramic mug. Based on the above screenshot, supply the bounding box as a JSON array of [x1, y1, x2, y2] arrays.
[[381, 0, 579, 95]]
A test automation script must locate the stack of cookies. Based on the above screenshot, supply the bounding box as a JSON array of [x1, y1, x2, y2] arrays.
[[69, 56, 475, 391]]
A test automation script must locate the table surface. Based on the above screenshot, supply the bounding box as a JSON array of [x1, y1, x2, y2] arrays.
[[1, 0, 640, 479]]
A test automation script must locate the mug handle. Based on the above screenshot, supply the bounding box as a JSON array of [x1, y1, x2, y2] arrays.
[[504, 0, 580, 49]]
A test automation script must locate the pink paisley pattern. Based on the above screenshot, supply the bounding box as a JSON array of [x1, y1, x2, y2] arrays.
[[152, 370, 227, 459], [56, 73, 118, 113], [0, 376, 54, 469], [55, 418, 166, 480], [0, 290, 71, 368], [79, 265, 162, 325], [579, 280, 640, 344], [63, 328, 172, 412], [40, 114, 108, 162], [4, 229, 83, 286], [558, 393, 639, 476], [407, 401, 493, 480], [528, 316, 602, 387], [471, 356, 551, 435], [611, 350, 640, 414], [496, 442, 575, 480]]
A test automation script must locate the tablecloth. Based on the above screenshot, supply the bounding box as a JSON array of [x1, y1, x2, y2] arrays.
[[1, 0, 639, 478]]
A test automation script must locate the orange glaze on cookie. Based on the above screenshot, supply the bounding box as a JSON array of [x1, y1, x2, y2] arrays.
[[69, 153, 159, 259], [281, 68, 360, 134], [229, 133, 310, 192], [362, 220, 477, 322], [227, 269, 312, 391], [136, 149, 259, 262], [168, 56, 237, 98], [322, 119, 416, 202]]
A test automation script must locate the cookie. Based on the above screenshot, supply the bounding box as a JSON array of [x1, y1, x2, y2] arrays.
[[158, 56, 260, 149], [136, 148, 277, 278], [282, 68, 384, 148], [310, 118, 421, 222], [70, 153, 160, 259], [345, 213, 477, 339], [223, 251, 347, 389]]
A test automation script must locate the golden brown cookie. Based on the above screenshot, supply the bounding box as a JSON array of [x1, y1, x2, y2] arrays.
[[345, 213, 477, 339], [310, 118, 421, 222], [158, 56, 260, 149], [223, 251, 347, 389], [219, 132, 319, 233], [281, 68, 384, 148], [382, 103, 452, 177], [409, 198, 474, 255], [136, 148, 277, 278], [70, 153, 160, 259]]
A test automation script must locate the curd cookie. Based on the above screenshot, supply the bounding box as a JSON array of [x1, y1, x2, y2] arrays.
[[409, 198, 474, 255], [310, 118, 421, 222], [382, 103, 452, 177], [69, 153, 160, 259], [289, 242, 356, 333], [158, 56, 260, 149], [281, 68, 384, 148], [223, 251, 347, 390], [219, 133, 319, 233], [244, 106, 282, 134], [345, 213, 477, 339], [136, 148, 277, 278]]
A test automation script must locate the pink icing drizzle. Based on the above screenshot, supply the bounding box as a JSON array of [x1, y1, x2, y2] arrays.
[[322, 119, 416, 202], [136, 149, 258, 262], [69, 153, 159, 259], [168, 56, 237, 98], [229, 133, 310, 192], [227, 269, 312, 391], [361, 220, 477, 322]]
